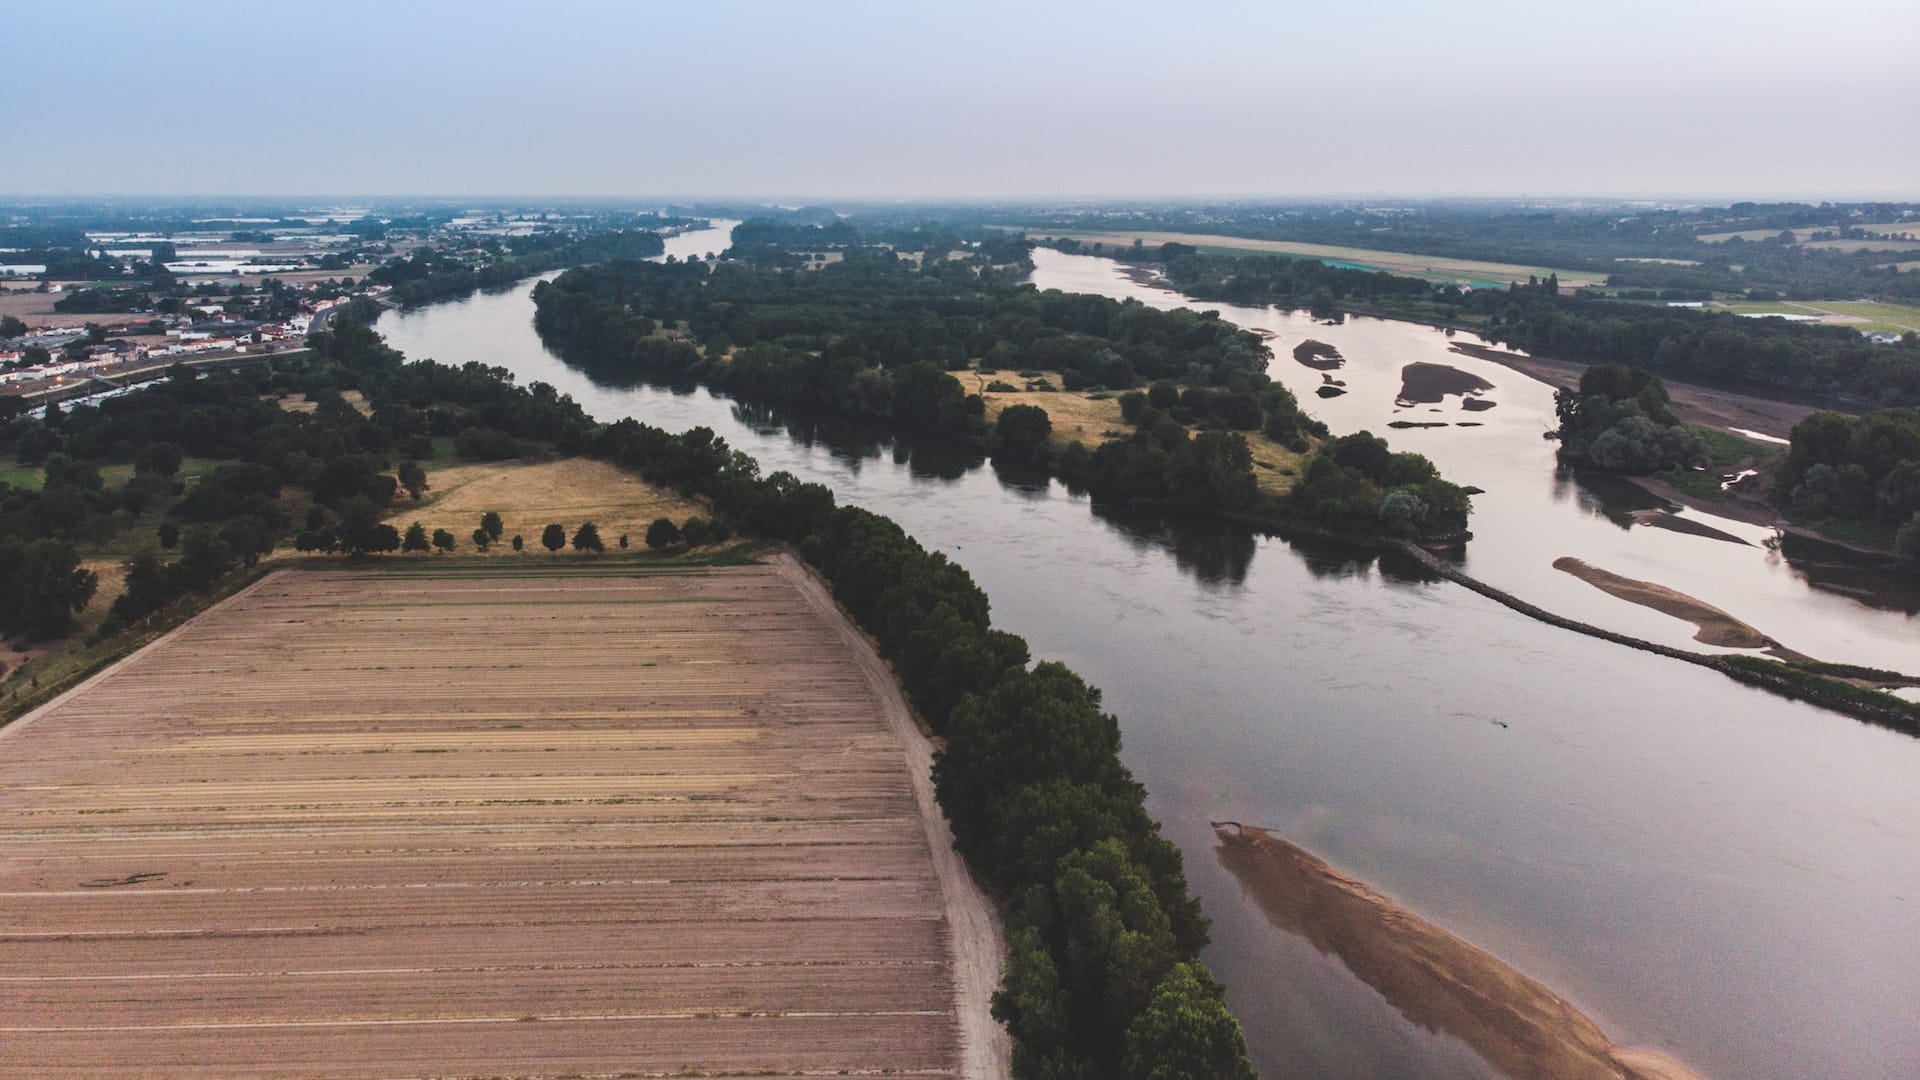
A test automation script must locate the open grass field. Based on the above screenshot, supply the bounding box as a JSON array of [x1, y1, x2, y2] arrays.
[[963, 369, 1307, 493], [1024, 230, 1603, 287], [384, 457, 707, 553], [0, 564, 976, 1078], [1710, 299, 1920, 335]]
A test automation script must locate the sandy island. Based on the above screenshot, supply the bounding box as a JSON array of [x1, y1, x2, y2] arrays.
[[1552, 557, 1770, 648], [1399, 361, 1495, 406], [1295, 339, 1346, 369], [1214, 825, 1701, 1080]]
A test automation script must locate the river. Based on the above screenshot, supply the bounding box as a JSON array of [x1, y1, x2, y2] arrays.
[[378, 225, 1920, 1080]]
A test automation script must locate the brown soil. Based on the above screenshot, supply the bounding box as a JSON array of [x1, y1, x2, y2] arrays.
[[1214, 825, 1701, 1080], [1398, 361, 1494, 406], [0, 566, 984, 1077], [1552, 557, 1770, 648], [1294, 339, 1344, 369]]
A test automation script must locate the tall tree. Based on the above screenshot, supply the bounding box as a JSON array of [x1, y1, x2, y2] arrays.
[[541, 523, 566, 553]]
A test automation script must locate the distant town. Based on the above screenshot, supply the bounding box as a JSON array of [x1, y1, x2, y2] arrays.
[[0, 205, 687, 410]]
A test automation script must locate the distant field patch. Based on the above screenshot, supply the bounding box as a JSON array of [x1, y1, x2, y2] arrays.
[[1710, 299, 1920, 335], [1026, 230, 1603, 287]]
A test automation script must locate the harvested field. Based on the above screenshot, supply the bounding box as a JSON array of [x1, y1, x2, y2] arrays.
[[0, 564, 990, 1078], [1553, 556, 1770, 648]]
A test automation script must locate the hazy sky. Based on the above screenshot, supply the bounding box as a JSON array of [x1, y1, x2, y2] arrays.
[[6, 0, 1916, 200]]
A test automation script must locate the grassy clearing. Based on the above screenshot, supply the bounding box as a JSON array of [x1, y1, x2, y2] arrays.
[[962, 368, 1307, 494], [1693, 425, 1784, 468], [383, 456, 707, 553], [1710, 299, 1920, 335], [0, 462, 45, 490], [1027, 229, 1602, 287]]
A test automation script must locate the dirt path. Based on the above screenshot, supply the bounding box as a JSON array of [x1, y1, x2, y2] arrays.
[[769, 551, 1012, 1080], [1214, 825, 1701, 1080]]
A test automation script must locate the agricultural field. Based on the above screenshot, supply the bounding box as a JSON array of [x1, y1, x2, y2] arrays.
[[0, 563, 979, 1078], [383, 456, 707, 552], [1024, 229, 1603, 287], [1709, 299, 1920, 335]]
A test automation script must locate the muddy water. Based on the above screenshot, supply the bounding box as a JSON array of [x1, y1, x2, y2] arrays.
[[377, 245, 1920, 1080]]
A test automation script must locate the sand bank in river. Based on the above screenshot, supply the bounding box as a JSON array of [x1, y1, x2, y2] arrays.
[[1399, 361, 1495, 406], [1213, 825, 1701, 1080], [1625, 509, 1752, 547], [1552, 557, 1769, 648], [1295, 339, 1345, 369]]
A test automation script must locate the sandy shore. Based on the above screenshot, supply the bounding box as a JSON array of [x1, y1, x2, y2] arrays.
[[1552, 556, 1771, 648], [1446, 341, 1835, 440], [1214, 825, 1702, 1080]]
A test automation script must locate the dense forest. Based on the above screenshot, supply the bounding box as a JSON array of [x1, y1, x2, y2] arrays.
[[1777, 408, 1920, 556], [1551, 364, 1708, 474], [366, 224, 675, 306], [533, 223, 1472, 541], [1141, 246, 1920, 407], [0, 313, 1261, 1078]]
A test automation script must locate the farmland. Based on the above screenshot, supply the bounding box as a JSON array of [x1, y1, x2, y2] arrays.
[[1024, 229, 1603, 287], [0, 562, 990, 1078]]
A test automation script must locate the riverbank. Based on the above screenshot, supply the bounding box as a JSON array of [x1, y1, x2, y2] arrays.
[[1213, 825, 1700, 1080]]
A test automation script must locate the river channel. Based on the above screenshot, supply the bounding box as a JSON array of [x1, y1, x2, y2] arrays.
[[377, 224, 1920, 1080]]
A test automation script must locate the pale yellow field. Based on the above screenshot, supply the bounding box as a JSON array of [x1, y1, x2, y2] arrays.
[[384, 457, 705, 552], [965, 371, 1306, 493]]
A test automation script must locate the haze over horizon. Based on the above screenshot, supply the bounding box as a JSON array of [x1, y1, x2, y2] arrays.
[[6, 0, 1917, 201]]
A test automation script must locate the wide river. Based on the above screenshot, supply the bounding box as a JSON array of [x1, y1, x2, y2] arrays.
[[379, 226, 1920, 1080]]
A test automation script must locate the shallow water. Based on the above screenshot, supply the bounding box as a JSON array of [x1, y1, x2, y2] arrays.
[[376, 237, 1920, 1080]]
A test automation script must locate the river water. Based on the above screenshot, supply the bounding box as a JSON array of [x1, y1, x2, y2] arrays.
[[378, 226, 1920, 1080]]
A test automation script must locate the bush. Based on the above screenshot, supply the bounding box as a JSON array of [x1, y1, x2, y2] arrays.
[[645, 517, 682, 548]]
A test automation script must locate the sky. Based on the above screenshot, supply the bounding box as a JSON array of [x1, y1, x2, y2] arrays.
[[5, 0, 1916, 200]]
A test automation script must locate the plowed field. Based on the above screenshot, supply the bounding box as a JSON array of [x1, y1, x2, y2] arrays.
[[0, 565, 969, 1078]]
